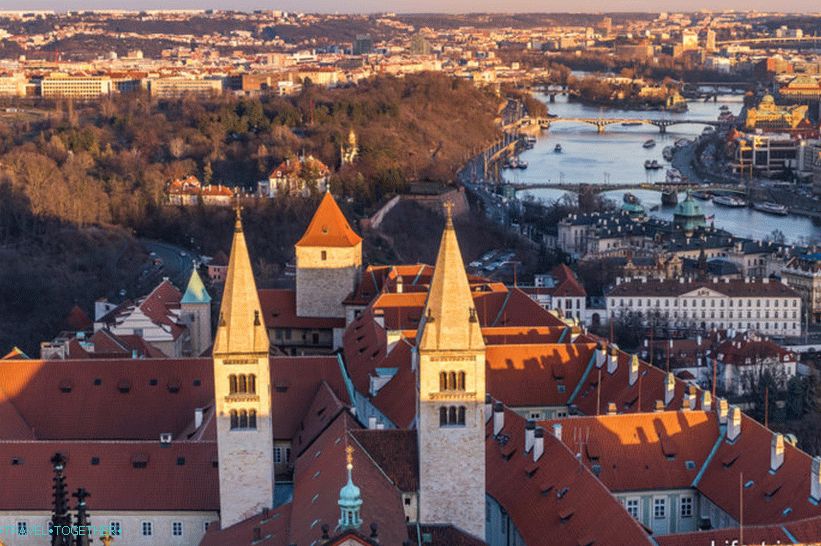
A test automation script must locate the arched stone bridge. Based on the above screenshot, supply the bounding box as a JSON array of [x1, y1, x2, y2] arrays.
[[508, 181, 748, 195], [537, 117, 726, 134]]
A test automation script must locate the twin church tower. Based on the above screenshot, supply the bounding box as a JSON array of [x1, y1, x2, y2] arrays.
[[212, 194, 486, 538]]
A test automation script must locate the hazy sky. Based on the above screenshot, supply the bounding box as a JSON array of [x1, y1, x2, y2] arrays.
[[9, 0, 821, 13]]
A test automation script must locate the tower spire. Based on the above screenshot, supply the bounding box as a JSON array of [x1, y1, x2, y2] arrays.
[[338, 444, 363, 530], [213, 207, 269, 356], [418, 201, 484, 352]]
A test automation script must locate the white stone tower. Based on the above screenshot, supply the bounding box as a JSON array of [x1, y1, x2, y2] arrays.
[[180, 267, 212, 357], [416, 203, 486, 539], [295, 192, 362, 318], [213, 209, 274, 529], [341, 128, 358, 166]]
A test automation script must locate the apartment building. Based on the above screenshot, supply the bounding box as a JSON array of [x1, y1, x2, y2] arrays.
[[40, 73, 112, 99], [607, 276, 802, 336]]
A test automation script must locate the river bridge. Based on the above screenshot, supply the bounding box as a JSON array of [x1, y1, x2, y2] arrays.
[[537, 117, 726, 134], [507, 181, 748, 195]]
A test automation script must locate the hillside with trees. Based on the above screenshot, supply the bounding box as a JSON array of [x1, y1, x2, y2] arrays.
[[0, 73, 501, 355]]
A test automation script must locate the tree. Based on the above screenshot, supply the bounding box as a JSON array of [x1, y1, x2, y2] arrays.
[[203, 160, 213, 185]]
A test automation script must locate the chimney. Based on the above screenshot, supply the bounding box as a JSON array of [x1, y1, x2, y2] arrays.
[[396, 275, 404, 294], [607, 347, 619, 374], [533, 427, 545, 462], [629, 354, 639, 386], [727, 406, 741, 441], [373, 308, 385, 328], [493, 402, 505, 436], [718, 398, 729, 424], [552, 423, 562, 442], [811, 457, 821, 502], [194, 408, 204, 429], [595, 343, 606, 368], [664, 372, 675, 406], [607, 402, 617, 415], [368, 416, 377, 429], [376, 423, 385, 430], [525, 420, 536, 453], [702, 391, 712, 412], [770, 433, 785, 472], [484, 394, 493, 423]]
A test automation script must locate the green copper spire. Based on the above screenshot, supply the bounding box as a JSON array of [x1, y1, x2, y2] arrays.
[[338, 444, 363, 531], [181, 267, 211, 305]]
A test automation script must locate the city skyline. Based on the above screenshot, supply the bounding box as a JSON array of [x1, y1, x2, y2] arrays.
[[6, 1, 821, 13]]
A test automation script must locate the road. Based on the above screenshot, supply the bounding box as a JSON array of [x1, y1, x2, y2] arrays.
[[140, 239, 195, 289]]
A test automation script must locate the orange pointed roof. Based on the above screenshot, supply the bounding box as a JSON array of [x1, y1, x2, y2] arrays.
[[296, 192, 362, 248]]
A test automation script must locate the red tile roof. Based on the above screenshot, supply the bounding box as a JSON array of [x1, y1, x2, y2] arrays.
[[482, 326, 567, 345], [608, 278, 798, 298], [487, 407, 653, 546], [292, 380, 348, 457], [571, 349, 691, 416], [541, 411, 719, 492], [697, 413, 820, 525], [408, 524, 486, 545], [0, 358, 214, 440], [486, 343, 596, 408], [64, 304, 92, 331], [259, 289, 346, 330], [550, 264, 588, 297], [288, 412, 408, 546], [351, 429, 419, 491], [0, 440, 218, 511], [0, 356, 348, 442], [270, 356, 352, 440], [296, 192, 362, 248], [200, 503, 291, 546]]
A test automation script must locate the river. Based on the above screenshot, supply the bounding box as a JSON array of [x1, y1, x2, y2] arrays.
[[514, 92, 820, 245]]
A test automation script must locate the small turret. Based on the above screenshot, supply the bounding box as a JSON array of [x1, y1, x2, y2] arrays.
[[338, 445, 363, 530]]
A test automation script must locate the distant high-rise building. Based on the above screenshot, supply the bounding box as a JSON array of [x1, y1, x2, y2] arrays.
[[599, 16, 612, 36], [705, 29, 716, 52], [410, 34, 432, 55], [353, 34, 373, 55], [681, 30, 699, 51]]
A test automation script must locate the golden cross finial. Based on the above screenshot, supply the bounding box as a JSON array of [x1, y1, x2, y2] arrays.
[[443, 201, 454, 227], [345, 444, 354, 468]]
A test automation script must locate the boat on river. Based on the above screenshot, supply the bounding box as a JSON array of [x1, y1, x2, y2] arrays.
[[752, 201, 788, 216], [554, 144, 562, 153], [713, 195, 747, 208], [643, 139, 656, 149], [644, 159, 662, 170], [691, 190, 712, 200]]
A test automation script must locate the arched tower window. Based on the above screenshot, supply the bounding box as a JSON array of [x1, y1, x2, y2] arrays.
[[457, 371, 466, 391], [229, 375, 237, 394], [248, 410, 257, 429], [439, 371, 447, 391], [457, 406, 466, 425], [239, 410, 248, 429], [439, 407, 447, 426], [448, 406, 457, 424], [229, 410, 238, 429], [248, 374, 256, 395], [238, 375, 247, 394], [448, 371, 457, 391]]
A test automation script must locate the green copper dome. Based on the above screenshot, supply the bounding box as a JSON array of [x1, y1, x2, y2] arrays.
[[181, 268, 211, 304], [673, 191, 707, 235], [338, 446, 363, 530]]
